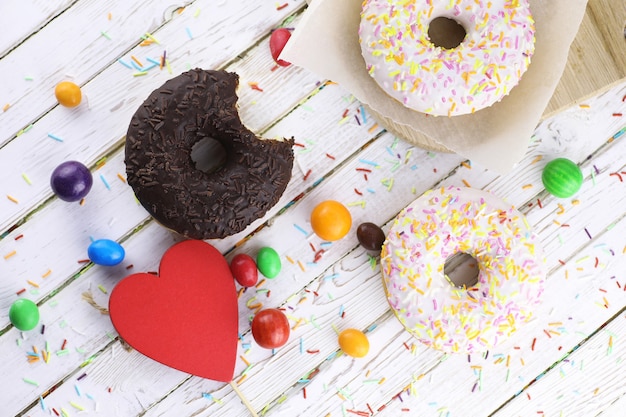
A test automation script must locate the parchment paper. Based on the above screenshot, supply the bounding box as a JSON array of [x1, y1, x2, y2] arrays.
[[281, 0, 588, 173]]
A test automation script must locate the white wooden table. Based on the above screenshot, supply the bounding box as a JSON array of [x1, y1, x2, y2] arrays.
[[1, 1, 625, 416]]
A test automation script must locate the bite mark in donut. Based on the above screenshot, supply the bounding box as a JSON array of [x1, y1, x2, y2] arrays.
[[125, 69, 294, 239]]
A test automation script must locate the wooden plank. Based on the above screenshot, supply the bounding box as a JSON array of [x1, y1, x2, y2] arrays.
[[547, 0, 626, 114], [597, 389, 626, 417], [0, 0, 195, 146], [0, 0, 76, 57], [588, 0, 626, 74], [492, 311, 626, 417]]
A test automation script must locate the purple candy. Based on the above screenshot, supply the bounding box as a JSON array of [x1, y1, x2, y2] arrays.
[[50, 161, 93, 202]]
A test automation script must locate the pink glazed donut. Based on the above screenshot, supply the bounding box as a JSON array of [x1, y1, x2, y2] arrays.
[[359, 0, 536, 116], [381, 187, 546, 354]]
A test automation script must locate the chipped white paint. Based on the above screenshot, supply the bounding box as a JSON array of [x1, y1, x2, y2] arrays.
[[0, 1, 624, 417]]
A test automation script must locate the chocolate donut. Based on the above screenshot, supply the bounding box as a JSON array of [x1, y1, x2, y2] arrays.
[[125, 69, 294, 239]]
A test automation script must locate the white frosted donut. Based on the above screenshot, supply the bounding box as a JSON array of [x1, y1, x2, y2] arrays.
[[381, 187, 546, 354], [359, 0, 536, 116]]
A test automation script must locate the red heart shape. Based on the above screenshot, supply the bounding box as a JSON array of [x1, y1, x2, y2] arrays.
[[109, 240, 238, 382]]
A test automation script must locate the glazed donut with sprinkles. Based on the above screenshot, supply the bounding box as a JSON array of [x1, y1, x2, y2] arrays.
[[359, 0, 536, 116], [381, 187, 547, 354]]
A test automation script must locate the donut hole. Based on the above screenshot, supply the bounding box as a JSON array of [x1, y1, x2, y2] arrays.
[[191, 137, 227, 174], [427, 17, 467, 49], [444, 252, 479, 288]]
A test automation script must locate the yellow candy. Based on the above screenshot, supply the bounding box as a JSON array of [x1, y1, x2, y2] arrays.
[[55, 81, 82, 108], [338, 328, 369, 358], [310, 200, 352, 241]]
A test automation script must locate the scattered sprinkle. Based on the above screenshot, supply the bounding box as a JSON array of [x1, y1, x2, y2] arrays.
[[249, 82, 264, 92], [100, 174, 111, 190], [70, 401, 85, 411], [130, 55, 143, 68], [47, 133, 64, 142], [359, 158, 379, 167], [292, 224, 310, 239], [118, 59, 132, 69], [23, 378, 39, 386]]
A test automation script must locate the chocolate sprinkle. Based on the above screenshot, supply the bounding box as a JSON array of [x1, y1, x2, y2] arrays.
[[125, 69, 294, 239]]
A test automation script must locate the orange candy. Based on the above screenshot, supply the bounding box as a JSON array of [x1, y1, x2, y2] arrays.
[[55, 81, 82, 107], [310, 200, 351, 241], [338, 328, 369, 358]]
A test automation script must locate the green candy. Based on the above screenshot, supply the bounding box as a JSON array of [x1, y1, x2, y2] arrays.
[[256, 247, 281, 279], [542, 158, 583, 198], [9, 299, 40, 331]]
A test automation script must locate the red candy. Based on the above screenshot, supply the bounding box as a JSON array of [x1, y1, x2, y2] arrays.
[[230, 253, 258, 287], [270, 28, 292, 67], [251, 308, 290, 349]]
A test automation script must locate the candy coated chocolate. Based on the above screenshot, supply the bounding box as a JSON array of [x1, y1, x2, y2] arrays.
[[256, 247, 281, 279], [50, 161, 93, 202], [251, 308, 290, 349], [88, 239, 125, 266], [338, 328, 369, 358], [356, 222, 385, 251], [9, 299, 40, 331], [55, 81, 82, 107], [310, 200, 352, 241], [230, 253, 258, 287]]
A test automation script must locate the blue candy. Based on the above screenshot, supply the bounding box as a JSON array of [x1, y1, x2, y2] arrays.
[[88, 239, 125, 266]]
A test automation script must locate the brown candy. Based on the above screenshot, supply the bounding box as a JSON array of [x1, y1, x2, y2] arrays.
[[356, 222, 385, 252]]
